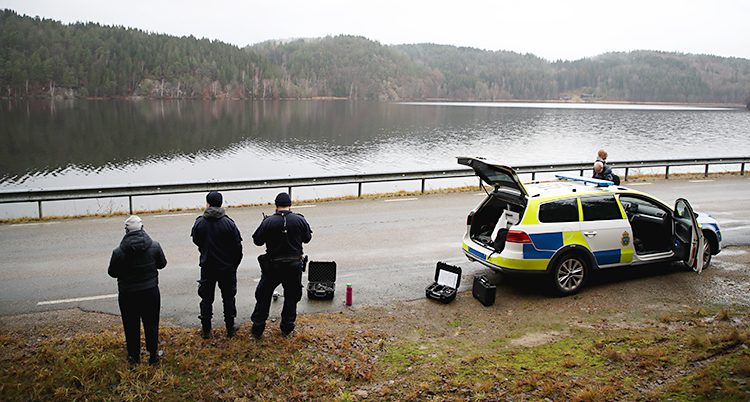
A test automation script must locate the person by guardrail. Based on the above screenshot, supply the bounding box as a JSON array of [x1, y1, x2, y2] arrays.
[[107, 215, 167, 365], [190, 191, 244, 339], [250, 192, 313, 338]]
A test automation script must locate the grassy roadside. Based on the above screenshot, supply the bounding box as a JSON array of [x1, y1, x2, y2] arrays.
[[1, 304, 748, 401]]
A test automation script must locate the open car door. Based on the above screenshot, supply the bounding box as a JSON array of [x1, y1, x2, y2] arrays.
[[457, 157, 528, 199], [673, 198, 705, 273]]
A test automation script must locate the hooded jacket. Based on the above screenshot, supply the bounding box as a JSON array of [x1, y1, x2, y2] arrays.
[[108, 230, 167, 292], [191, 207, 243, 270]]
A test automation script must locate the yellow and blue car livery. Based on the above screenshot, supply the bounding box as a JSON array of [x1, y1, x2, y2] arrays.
[[458, 157, 721, 296]]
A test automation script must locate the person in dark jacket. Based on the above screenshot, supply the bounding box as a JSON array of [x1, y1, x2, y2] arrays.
[[250, 192, 312, 338], [108, 215, 167, 365], [191, 191, 243, 338], [593, 161, 614, 182], [593, 148, 620, 184]]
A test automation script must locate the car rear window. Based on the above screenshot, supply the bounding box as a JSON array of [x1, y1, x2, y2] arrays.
[[581, 195, 622, 221], [539, 198, 579, 223]]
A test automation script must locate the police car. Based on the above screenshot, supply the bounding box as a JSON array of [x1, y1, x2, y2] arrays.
[[459, 157, 722, 296]]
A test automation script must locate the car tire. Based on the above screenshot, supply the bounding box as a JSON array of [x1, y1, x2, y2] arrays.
[[701, 231, 713, 271], [550, 253, 588, 296]]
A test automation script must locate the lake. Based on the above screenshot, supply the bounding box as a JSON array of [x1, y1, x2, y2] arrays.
[[1, 100, 748, 218]]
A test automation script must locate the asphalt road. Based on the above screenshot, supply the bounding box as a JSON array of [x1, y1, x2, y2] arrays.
[[1, 176, 749, 326]]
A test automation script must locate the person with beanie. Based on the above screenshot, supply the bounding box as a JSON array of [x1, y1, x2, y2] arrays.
[[250, 192, 312, 338], [191, 191, 243, 338], [108, 215, 167, 365]]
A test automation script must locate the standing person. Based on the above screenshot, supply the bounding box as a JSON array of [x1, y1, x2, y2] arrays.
[[593, 148, 620, 184], [250, 192, 312, 338], [108, 215, 167, 365], [593, 161, 614, 182], [191, 191, 243, 339]]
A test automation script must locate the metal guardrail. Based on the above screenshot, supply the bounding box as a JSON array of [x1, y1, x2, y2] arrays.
[[0, 157, 747, 218]]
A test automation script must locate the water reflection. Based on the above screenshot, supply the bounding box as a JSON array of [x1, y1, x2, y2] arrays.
[[1, 100, 749, 190]]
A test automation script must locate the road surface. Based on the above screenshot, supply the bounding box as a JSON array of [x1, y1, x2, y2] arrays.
[[1, 176, 749, 326]]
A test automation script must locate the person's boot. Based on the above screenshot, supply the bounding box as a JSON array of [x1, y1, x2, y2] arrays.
[[225, 319, 237, 338], [251, 323, 264, 339], [200, 319, 211, 339], [148, 351, 160, 365]]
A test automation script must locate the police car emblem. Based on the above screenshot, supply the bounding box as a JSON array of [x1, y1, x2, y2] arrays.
[[621, 231, 630, 246]]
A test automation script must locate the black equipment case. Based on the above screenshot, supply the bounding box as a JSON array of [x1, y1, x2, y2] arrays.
[[307, 261, 336, 300], [472, 274, 496, 307], [425, 262, 462, 304]]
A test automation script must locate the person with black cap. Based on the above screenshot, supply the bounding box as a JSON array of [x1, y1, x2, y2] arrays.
[[250, 192, 312, 338], [108, 215, 167, 365], [191, 191, 243, 339]]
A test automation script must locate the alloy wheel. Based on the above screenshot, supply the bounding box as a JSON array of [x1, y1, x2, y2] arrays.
[[557, 258, 585, 291]]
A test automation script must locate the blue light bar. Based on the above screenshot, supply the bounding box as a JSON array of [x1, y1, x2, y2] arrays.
[[555, 174, 614, 187]]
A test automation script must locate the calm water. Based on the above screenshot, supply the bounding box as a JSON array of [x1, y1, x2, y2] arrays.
[[1, 100, 749, 217]]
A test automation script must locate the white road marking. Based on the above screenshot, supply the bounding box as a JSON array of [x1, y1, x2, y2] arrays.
[[9, 221, 60, 227], [294, 205, 317, 209], [38, 293, 118, 306], [152, 213, 195, 218], [723, 225, 750, 232], [689, 179, 715, 183], [627, 183, 652, 186], [384, 198, 419, 203], [475, 193, 488, 196]]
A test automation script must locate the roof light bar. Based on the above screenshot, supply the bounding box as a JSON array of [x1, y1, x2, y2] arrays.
[[555, 174, 614, 187]]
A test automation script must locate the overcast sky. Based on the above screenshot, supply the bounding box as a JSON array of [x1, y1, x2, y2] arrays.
[[2, 0, 748, 61]]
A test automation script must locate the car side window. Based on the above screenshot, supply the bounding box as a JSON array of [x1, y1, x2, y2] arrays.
[[619, 195, 668, 218], [539, 198, 579, 223], [581, 195, 622, 221]]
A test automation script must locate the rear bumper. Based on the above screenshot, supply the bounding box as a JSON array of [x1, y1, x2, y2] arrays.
[[462, 240, 549, 274]]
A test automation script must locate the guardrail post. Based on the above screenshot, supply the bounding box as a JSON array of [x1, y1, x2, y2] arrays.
[[579, 169, 584, 176], [288, 186, 292, 199], [421, 178, 426, 193], [37, 201, 43, 219], [665, 166, 670, 180], [624, 167, 629, 181], [357, 182, 362, 198], [742, 162, 746, 176], [479, 178, 482, 189], [128, 196, 133, 215], [704, 164, 709, 178], [531, 172, 536, 181]]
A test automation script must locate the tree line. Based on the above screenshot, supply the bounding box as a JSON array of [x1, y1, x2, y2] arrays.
[[1, 9, 749, 104]]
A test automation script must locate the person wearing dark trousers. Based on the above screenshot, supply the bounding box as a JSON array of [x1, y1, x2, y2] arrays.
[[191, 191, 243, 339], [251, 192, 312, 338], [108, 215, 167, 365]]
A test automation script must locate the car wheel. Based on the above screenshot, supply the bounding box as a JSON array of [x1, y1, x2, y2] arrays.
[[701, 236, 712, 271], [550, 253, 587, 296]]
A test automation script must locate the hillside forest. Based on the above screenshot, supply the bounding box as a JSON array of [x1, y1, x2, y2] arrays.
[[1, 10, 749, 105]]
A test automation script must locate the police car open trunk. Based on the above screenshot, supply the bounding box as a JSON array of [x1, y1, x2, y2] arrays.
[[458, 157, 528, 252]]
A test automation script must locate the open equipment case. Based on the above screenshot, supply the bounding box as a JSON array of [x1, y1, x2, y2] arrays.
[[426, 262, 462, 303], [307, 261, 337, 300]]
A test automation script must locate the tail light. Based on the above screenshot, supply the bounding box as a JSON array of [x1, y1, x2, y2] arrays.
[[506, 230, 532, 244], [466, 212, 474, 226]]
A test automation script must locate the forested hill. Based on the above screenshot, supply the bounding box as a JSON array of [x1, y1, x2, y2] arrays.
[[2, 9, 749, 104]]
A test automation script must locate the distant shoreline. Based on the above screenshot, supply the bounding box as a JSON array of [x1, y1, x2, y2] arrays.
[[1, 96, 744, 109]]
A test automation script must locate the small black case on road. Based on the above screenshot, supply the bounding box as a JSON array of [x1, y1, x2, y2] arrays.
[[426, 262, 462, 304], [472, 274, 496, 307], [307, 261, 336, 300]]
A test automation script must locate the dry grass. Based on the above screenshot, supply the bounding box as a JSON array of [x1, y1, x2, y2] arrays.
[[1, 304, 749, 400]]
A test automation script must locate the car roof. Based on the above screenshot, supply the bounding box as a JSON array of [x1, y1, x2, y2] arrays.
[[525, 180, 628, 201]]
